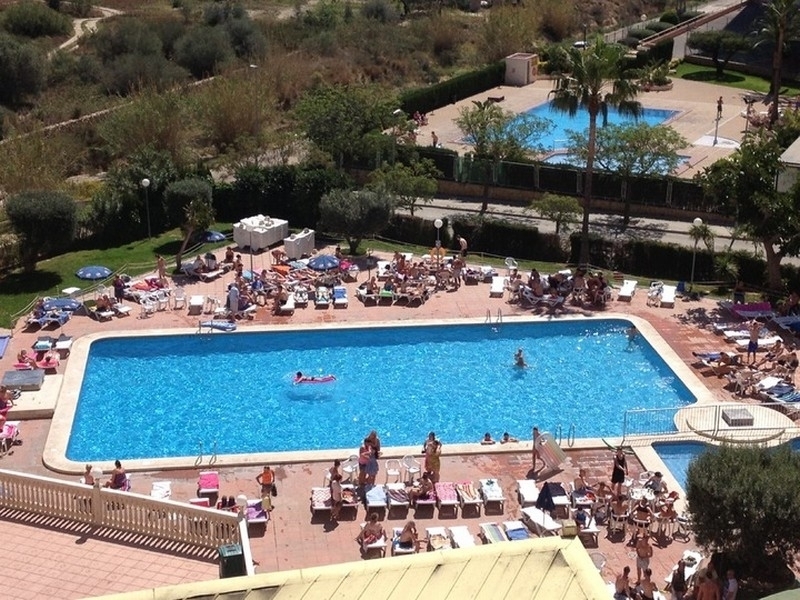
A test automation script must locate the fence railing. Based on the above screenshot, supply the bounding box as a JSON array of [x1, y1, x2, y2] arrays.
[[622, 403, 800, 445], [0, 469, 247, 553]]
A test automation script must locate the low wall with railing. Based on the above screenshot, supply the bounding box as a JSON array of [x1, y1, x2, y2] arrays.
[[0, 469, 246, 552]]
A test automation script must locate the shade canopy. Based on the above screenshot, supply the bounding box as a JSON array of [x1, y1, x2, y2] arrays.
[[42, 298, 81, 312], [75, 265, 112, 280], [308, 254, 340, 271]]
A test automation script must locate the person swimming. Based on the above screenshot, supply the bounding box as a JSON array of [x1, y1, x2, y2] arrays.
[[626, 325, 638, 342], [514, 348, 527, 367]]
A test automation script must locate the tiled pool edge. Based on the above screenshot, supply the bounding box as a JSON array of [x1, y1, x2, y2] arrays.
[[43, 313, 713, 474]]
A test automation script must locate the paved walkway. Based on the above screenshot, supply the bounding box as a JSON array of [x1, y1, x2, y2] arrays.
[[1, 248, 795, 598]]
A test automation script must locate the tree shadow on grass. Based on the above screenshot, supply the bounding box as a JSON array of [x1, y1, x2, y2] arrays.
[[0, 270, 62, 296], [681, 71, 747, 85]]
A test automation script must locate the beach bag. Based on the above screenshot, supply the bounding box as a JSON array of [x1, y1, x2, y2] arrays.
[[271, 483, 278, 497]]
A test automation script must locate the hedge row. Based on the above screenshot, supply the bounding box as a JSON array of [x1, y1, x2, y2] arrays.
[[399, 62, 505, 116], [382, 214, 452, 249], [451, 214, 567, 263]]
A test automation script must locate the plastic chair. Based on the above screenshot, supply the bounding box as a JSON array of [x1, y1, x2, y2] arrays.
[[341, 454, 359, 483], [401, 455, 421, 482], [385, 459, 402, 483], [172, 286, 186, 310]]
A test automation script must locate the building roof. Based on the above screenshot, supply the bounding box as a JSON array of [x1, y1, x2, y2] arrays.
[[780, 135, 800, 168], [94, 537, 609, 600]]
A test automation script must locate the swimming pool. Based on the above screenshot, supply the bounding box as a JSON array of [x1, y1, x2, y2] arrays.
[[652, 441, 710, 492], [523, 102, 679, 151], [64, 318, 696, 463]]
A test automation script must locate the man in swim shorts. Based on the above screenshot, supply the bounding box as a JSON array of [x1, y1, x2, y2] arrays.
[[747, 319, 760, 364]]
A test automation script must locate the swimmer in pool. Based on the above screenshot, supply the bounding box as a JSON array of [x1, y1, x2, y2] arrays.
[[626, 325, 638, 342], [514, 348, 527, 368]]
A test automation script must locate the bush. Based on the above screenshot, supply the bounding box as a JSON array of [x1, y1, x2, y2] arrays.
[[152, 18, 187, 59], [627, 29, 653, 40], [452, 214, 567, 263], [382, 214, 451, 248], [174, 26, 234, 78], [399, 62, 505, 115], [621, 36, 640, 48], [2, 1, 72, 38], [361, 0, 398, 23], [225, 18, 267, 59], [678, 11, 702, 22], [102, 53, 188, 95], [660, 10, 679, 25], [0, 33, 47, 105], [647, 21, 672, 33], [91, 18, 163, 63]]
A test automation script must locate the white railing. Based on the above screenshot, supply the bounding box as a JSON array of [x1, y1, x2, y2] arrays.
[[0, 469, 247, 552]]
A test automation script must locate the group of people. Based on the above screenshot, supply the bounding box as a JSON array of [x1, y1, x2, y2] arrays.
[[79, 460, 127, 489], [615, 561, 738, 600]]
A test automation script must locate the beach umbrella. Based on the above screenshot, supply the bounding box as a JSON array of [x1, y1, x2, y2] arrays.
[[42, 298, 81, 312], [308, 254, 340, 271], [75, 265, 112, 280], [201, 230, 226, 243]]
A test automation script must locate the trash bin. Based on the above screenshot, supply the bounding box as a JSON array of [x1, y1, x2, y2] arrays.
[[218, 543, 246, 578]]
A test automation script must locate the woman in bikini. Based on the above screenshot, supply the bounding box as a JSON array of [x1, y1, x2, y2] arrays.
[[397, 520, 420, 552], [104, 460, 127, 489], [357, 512, 385, 546]]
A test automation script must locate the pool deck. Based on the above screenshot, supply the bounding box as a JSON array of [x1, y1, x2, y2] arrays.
[[3, 249, 799, 598], [424, 78, 749, 179]]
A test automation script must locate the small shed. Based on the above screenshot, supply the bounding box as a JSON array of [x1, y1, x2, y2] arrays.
[[505, 52, 539, 86]]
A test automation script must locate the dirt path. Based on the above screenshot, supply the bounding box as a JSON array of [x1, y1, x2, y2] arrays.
[[49, 5, 122, 57]]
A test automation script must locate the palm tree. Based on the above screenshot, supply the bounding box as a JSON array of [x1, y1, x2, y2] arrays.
[[550, 38, 641, 265], [754, 0, 800, 125]]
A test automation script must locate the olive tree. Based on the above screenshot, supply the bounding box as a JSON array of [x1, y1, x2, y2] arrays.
[[318, 187, 394, 254], [164, 178, 215, 269], [5, 190, 77, 272]]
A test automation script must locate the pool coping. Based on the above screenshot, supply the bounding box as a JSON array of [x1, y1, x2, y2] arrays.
[[43, 312, 715, 474]]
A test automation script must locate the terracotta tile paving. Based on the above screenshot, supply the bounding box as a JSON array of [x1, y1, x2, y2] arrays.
[[0, 248, 782, 598]]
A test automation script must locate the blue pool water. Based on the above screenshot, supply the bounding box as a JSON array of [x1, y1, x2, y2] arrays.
[[523, 102, 679, 151], [68, 319, 695, 461], [652, 442, 710, 491]]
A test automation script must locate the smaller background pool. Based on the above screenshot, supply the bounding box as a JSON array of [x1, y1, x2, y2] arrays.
[[652, 441, 710, 491], [543, 151, 690, 175], [522, 102, 679, 151]]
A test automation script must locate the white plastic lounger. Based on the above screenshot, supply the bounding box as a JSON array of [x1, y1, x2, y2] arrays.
[[188, 295, 204, 315], [385, 483, 410, 513], [391, 527, 416, 556], [659, 284, 677, 308], [735, 336, 782, 350], [517, 480, 540, 507], [448, 526, 476, 548], [376, 261, 392, 280], [479, 478, 506, 512], [577, 516, 600, 546], [489, 276, 507, 298], [365, 484, 388, 509], [434, 481, 458, 517], [150, 481, 172, 500], [535, 432, 567, 471], [521, 506, 562, 537], [456, 481, 484, 516], [333, 286, 348, 308], [722, 329, 752, 340], [310, 486, 332, 514], [503, 520, 531, 541], [276, 293, 296, 315], [479, 522, 509, 543], [425, 526, 451, 551], [617, 279, 637, 301]]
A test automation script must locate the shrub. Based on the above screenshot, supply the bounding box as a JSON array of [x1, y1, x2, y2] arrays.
[[152, 18, 187, 59], [225, 18, 267, 59], [174, 26, 234, 78], [660, 10, 679, 24], [621, 36, 640, 48], [382, 214, 451, 248], [2, 1, 72, 38], [627, 29, 653, 40], [451, 214, 567, 262], [399, 62, 505, 115], [361, 0, 398, 23], [647, 21, 672, 33], [303, 1, 341, 30], [91, 18, 163, 63], [0, 33, 46, 105], [102, 52, 188, 95], [678, 11, 702, 22]]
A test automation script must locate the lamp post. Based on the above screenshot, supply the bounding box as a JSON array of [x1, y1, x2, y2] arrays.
[[367, 248, 373, 280], [141, 178, 151, 239], [582, 23, 587, 47], [249, 229, 254, 278], [713, 110, 721, 146], [689, 217, 703, 294], [434, 218, 443, 269]]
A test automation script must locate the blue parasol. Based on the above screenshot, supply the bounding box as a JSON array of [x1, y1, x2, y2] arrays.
[[201, 230, 226, 243], [42, 298, 81, 312], [75, 265, 112, 280], [307, 254, 340, 271]]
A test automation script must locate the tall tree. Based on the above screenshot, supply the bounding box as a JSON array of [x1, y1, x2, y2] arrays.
[[567, 123, 686, 227], [318, 186, 395, 254], [5, 190, 77, 272], [686, 30, 752, 78], [367, 158, 439, 216], [455, 99, 550, 213], [754, 0, 800, 125], [550, 38, 641, 264], [695, 131, 800, 289], [528, 193, 580, 235]]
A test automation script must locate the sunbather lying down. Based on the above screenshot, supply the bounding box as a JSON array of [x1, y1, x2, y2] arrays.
[[457, 482, 479, 500]]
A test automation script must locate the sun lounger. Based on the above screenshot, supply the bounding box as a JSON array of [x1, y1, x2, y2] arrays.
[[448, 526, 476, 548], [434, 481, 458, 517], [365, 484, 388, 510], [333, 285, 348, 308], [617, 279, 637, 301], [479, 522, 509, 543], [0, 421, 20, 455], [386, 483, 410, 513], [425, 526, 451, 550], [245, 499, 269, 524], [479, 478, 506, 512], [503, 520, 531, 541], [659, 284, 677, 308], [356, 287, 378, 305], [517, 480, 540, 507], [735, 336, 782, 350], [456, 481, 483, 515], [197, 471, 219, 496], [150, 481, 172, 500], [188, 295, 204, 315], [198, 269, 224, 282], [376, 261, 392, 281], [391, 527, 416, 556], [577, 516, 600, 546], [378, 288, 394, 304], [315, 287, 331, 308], [489, 276, 507, 298], [310, 486, 333, 514], [521, 506, 562, 537], [358, 523, 387, 557], [275, 293, 296, 315]]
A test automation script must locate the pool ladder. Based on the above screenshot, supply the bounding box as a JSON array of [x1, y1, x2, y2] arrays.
[[485, 308, 503, 325], [556, 423, 577, 447], [195, 440, 218, 466]]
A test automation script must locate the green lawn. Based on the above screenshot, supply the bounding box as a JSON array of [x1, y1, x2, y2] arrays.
[[675, 63, 800, 96]]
